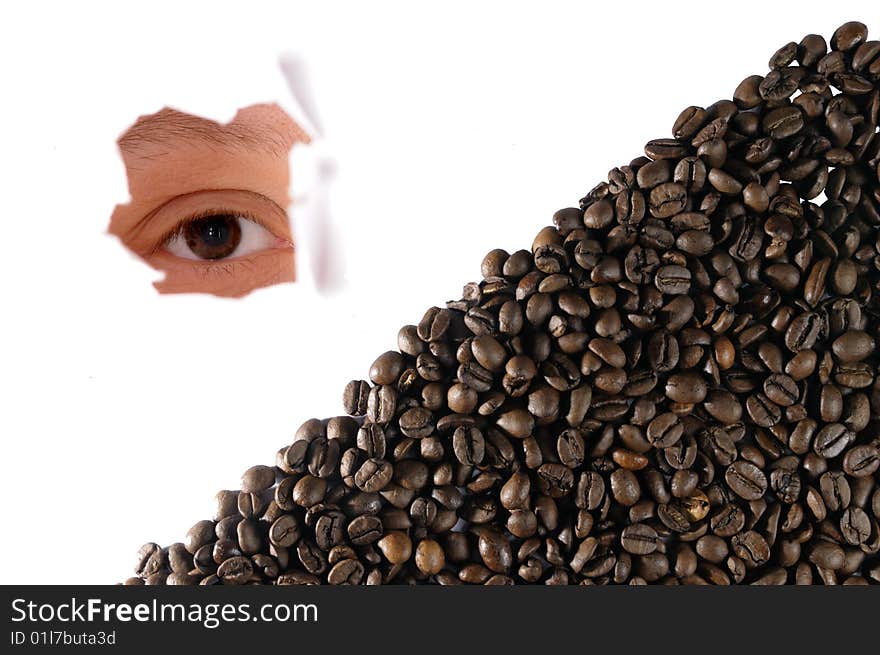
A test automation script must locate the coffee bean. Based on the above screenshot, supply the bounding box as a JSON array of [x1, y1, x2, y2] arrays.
[[557, 429, 586, 468], [731, 531, 770, 567], [842, 445, 880, 478], [820, 471, 851, 512], [241, 466, 275, 494], [500, 471, 531, 510], [495, 409, 534, 439], [696, 535, 730, 563], [681, 490, 711, 522], [710, 504, 746, 538], [655, 265, 692, 295], [369, 351, 405, 386], [453, 426, 486, 466], [414, 539, 445, 575], [621, 523, 659, 555], [700, 426, 737, 466], [293, 475, 326, 508], [537, 463, 575, 498], [367, 385, 397, 424], [840, 507, 871, 545], [809, 541, 846, 570], [831, 21, 868, 51], [399, 407, 435, 439], [729, 217, 764, 262], [217, 556, 253, 585], [703, 390, 743, 425], [813, 424, 855, 459], [763, 105, 804, 139], [610, 469, 641, 507], [269, 514, 301, 548], [478, 528, 513, 573], [647, 412, 683, 448], [763, 374, 799, 406], [343, 380, 371, 416], [354, 459, 393, 492], [725, 461, 768, 501], [584, 199, 615, 229], [377, 531, 413, 565], [832, 330, 874, 363], [184, 520, 215, 555], [575, 471, 606, 511], [665, 372, 707, 403]]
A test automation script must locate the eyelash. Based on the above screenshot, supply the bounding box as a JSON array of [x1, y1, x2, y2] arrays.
[[153, 207, 267, 254]]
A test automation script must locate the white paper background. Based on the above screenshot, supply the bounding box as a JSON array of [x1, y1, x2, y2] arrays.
[[1, 1, 876, 583]]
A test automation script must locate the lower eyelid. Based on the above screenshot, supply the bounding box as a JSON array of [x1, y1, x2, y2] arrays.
[[149, 246, 296, 296], [186, 244, 293, 273]]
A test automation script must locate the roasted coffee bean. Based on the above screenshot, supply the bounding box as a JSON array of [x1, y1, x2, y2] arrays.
[[343, 380, 371, 416], [700, 426, 737, 466], [370, 351, 405, 386], [725, 461, 768, 501], [293, 475, 326, 508], [537, 463, 575, 498], [666, 372, 707, 404], [496, 409, 534, 439], [710, 504, 746, 538], [645, 139, 688, 161], [763, 374, 799, 407], [610, 469, 641, 507], [575, 471, 606, 511], [357, 423, 387, 459], [813, 424, 854, 459], [703, 390, 742, 425], [367, 385, 397, 424], [377, 531, 413, 565], [269, 514, 301, 548], [399, 407, 435, 439], [241, 466, 275, 494], [746, 393, 782, 427], [647, 413, 683, 448], [832, 330, 874, 363], [832, 21, 868, 51], [842, 445, 880, 478], [216, 556, 253, 585], [809, 541, 846, 570], [655, 265, 692, 295], [840, 507, 871, 545], [621, 523, 659, 555], [557, 429, 586, 468], [327, 558, 364, 585], [820, 471, 851, 512], [500, 471, 531, 510], [478, 529, 513, 573], [731, 531, 770, 567], [354, 459, 393, 493]]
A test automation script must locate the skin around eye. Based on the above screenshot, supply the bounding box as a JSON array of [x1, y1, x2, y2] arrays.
[[109, 103, 308, 297], [165, 214, 283, 261]]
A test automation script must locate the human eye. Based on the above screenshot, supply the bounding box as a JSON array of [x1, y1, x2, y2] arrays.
[[163, 210, 287, 261], [109, 103, 308, 298]]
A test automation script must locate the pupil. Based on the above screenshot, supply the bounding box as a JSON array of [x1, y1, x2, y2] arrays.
[[201, 219, 230, 246]]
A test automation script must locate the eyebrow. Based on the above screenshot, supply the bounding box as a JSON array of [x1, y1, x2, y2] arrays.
[[118, 107, 304, 158]]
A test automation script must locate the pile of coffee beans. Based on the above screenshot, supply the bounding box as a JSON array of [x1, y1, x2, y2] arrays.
[[128, 21, 880, 585]]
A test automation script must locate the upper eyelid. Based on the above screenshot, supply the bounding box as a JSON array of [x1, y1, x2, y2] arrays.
[[125, 188, 291, 255]]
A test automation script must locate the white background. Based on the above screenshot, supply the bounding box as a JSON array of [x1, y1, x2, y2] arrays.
[[1, 1, 876, 583]]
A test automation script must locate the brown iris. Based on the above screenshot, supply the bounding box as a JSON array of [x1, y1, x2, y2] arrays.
[[183, 215, 242, 259]]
